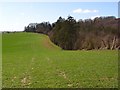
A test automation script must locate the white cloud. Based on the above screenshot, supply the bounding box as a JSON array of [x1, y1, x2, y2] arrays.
[[73, 8, 99, 14], [90, 15, 100, 19], [93, 10, 98, 13], [20, 12, 25, 16], [73, 8, 82, 13]]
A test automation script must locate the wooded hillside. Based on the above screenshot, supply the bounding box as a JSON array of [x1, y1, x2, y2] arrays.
[[24, 16, 119, 50]]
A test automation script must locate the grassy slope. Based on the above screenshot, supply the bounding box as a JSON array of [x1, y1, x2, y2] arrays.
[[2, 32, 118, 88]]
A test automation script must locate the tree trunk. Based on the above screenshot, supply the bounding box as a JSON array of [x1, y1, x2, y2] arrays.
[[111, 36, 116, 50]]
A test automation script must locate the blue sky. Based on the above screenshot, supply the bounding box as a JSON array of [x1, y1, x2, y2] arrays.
[[0, 2, 118, 31]]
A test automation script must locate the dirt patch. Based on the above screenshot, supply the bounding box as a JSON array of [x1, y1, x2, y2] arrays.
[[21, 75, 31, 87], [56, 69, 77, 87], [58, 71, 67, 79], [43, 38, 54, 49]]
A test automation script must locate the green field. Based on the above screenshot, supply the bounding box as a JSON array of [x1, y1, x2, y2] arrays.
[[0, 33, 2, 89], [2, 32, 118, 88]]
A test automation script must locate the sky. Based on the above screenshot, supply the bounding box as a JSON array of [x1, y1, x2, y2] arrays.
[[0, 2, 118, 31]]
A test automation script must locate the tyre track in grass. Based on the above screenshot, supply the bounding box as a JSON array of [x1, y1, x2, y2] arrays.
[[20, 57, 35, 87]]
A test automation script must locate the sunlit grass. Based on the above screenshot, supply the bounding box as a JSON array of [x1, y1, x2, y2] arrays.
[[2, 32, 118, 88]]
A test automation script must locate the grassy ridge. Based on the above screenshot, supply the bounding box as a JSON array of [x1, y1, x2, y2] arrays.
[[2, 32, 118, 88]]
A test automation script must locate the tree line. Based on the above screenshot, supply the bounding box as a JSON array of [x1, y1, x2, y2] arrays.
[[24, 16, 120, 50]]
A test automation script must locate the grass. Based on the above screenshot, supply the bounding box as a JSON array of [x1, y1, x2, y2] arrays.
[[0, 33, 2, 89], [2, 32, 118, 88]]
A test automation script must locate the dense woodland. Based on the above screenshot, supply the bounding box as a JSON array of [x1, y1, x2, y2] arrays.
[[24, 16, 120, 50]]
